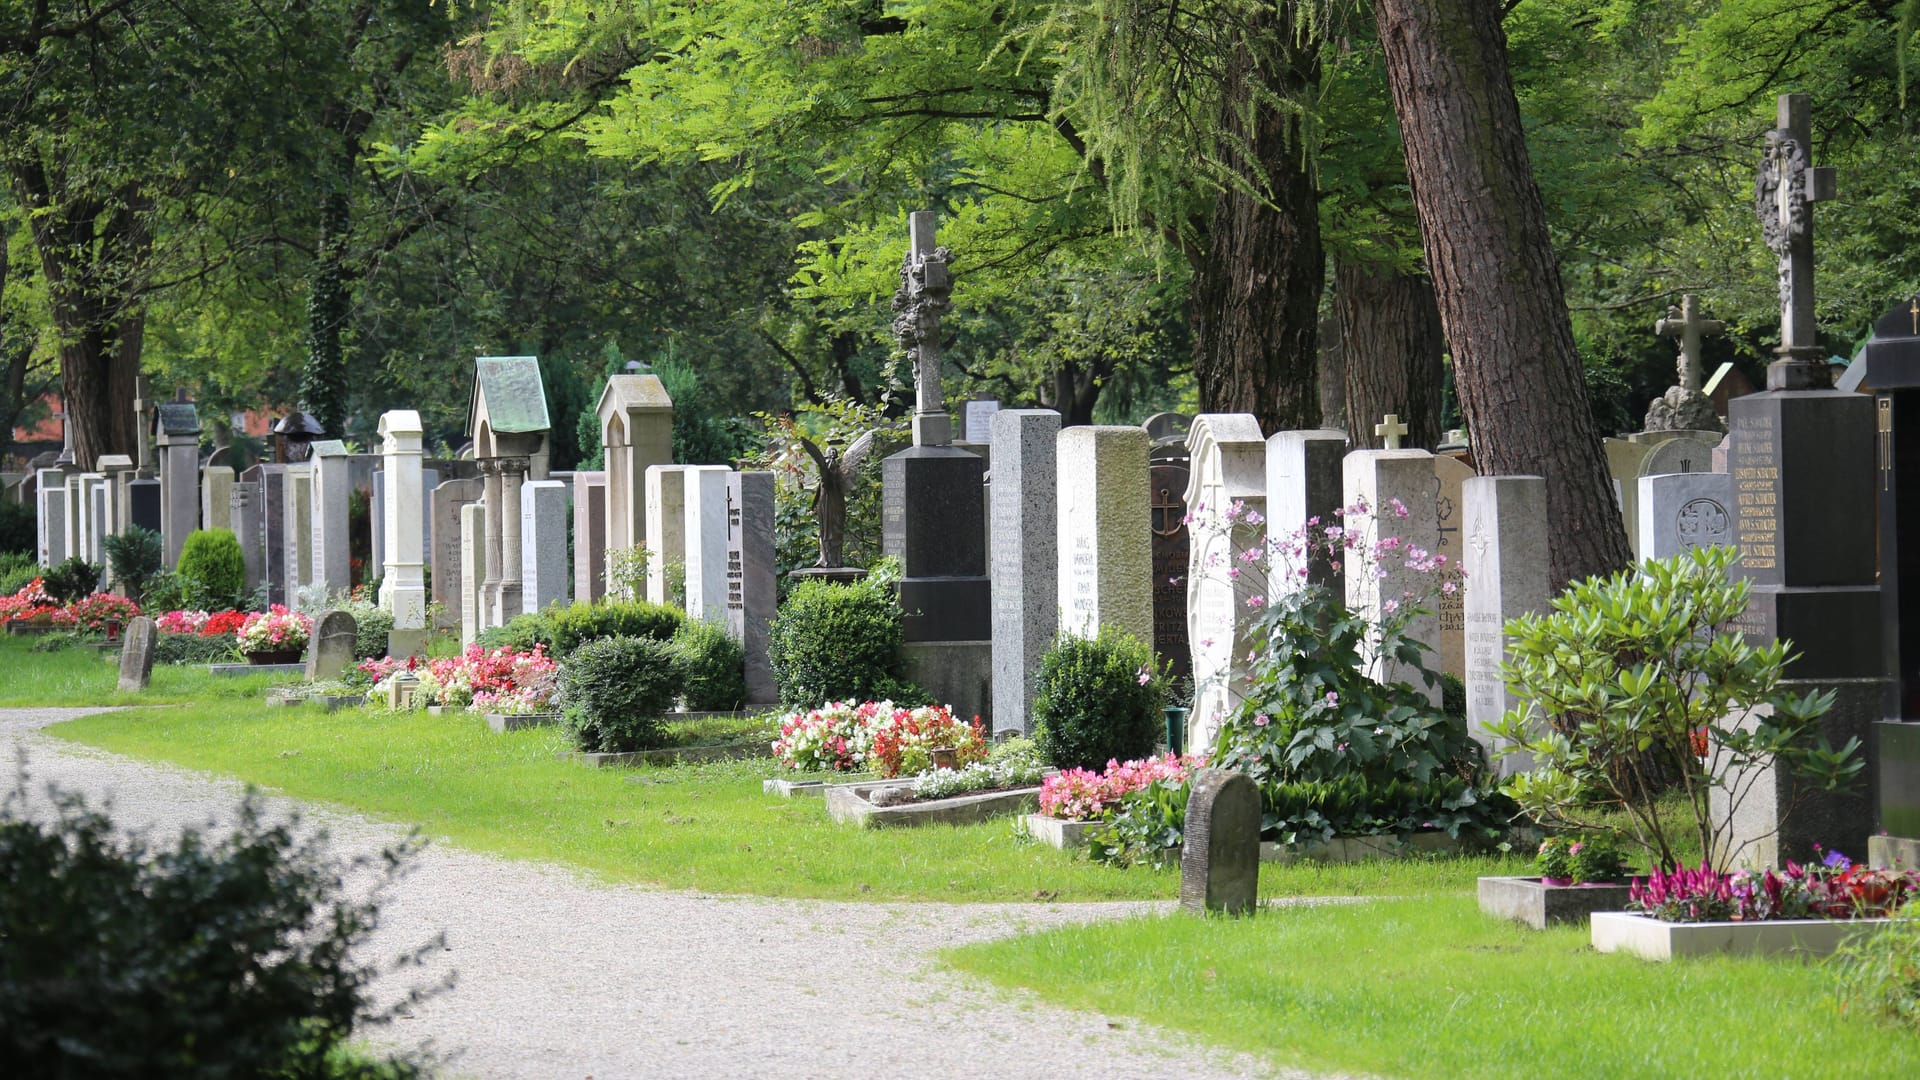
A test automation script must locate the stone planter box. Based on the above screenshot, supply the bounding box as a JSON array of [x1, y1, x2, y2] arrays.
[[1479, 876, 1634, 930], [562, 740, 774, 768], [485, 711, 560, 733], [763, 777, 836, 798], [266, 691, 367, 712], [1591, 911, 1892, 961], [825, 781, 1040, 829], [1259, 831, 1461, 865], [1869, 834, 1920, 870], [208, 662, 305, 678], [1023, 814, 1099, 852]]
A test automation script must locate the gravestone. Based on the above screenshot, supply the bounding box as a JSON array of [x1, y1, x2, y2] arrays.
[[1431, 456, 1476, 678], [97, 455, 134, 537], [1712, 93, 1880, 869], [231, 480, 264, 594], [1184, 415, 1268, 749], [519, 479, 570, 614], [35, 467, 70, 566], [1645, 295, 1728, 433], [1462, 476, 1551, 774], [153, 401, 201, 569], [1179, 768, 1261, 916], [1602, 438, 1655, 557], [596, 372, 673, 593], [129, 477, 162, 534], [682, 466, 734, 626], [645, 464, 691, 605], [378, 410, 428, 648], [571, 470, 608, 603], [71, 473, 104, 567], [1057, 426, 1152, 643], [738, 471, 778, 704], [471, 356, 551, 629], [1143, 412, 1192, 448], [1265, 429, 1347, 597], [1638, 434, 1719, 480], [240, 464, 287, 605], [1148, 454, 1192, 683], [309, 441, 353, 596], [284, 463, 313, 597], [962, 399, 1001, 444], [1343, 448, 1442, 705], [369, 470, 385, 583], [1636, 472, 1735, 561], [459, 502, 486, 648], [988, 409, 1061, 736], [116, 616, 157, 693], [304, 610, 357, 682], [430, 477, 484, 629], [201, 465, 235, 532]]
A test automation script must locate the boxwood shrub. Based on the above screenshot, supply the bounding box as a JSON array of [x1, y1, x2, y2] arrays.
[[557, 636, 680, 752], [177, 529, 247, 608], [153, 633, 239, 666], [766, 577, 923, 709], [1032, 627, 1165, 770], [481, 600, 685, 660], [671, 618, 747, 712]]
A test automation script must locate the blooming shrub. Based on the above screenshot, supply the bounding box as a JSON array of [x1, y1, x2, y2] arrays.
[[414, 644, 556, 714], [1629, 851, 1920, 923], [63, 593, 140, 632], [910, 757, 1048, 799], [236, 605, 313, 654], [0, 578, 59, 624], [867, 704, 986, 779], [771, 701, 887, 773], [156, 610, 210, 635], [1038, 753, 1201, 822], [200, 610, 250, 638], [1536, 834, 1632, 885]]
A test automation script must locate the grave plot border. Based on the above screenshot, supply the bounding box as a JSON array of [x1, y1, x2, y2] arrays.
[[1591, 911, 1892, 961], [826, 780, 1041, 829], [559, 740, 774, 768], [1478, 876, 1634, 930]]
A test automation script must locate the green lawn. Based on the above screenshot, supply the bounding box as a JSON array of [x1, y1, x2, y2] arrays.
[[0, 636, 298, 706], [946, 896, 1920, 1078], [42, 699, 1532, 902]]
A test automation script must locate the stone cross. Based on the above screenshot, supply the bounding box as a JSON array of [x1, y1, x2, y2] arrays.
[[53, 408, 73, 466], [1754, 92, 1836, 387], [1655, 295, 1726, 394], [893, 210, 954, 447], [1374, 413, 1408, 450]]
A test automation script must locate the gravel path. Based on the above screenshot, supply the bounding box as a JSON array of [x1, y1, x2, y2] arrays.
[[3, 708, 1312, 1080]]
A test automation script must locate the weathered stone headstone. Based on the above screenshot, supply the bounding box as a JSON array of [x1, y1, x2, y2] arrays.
[[153, 401, 201, 569], [116, 616, 157, 692], [201, 465, 235, 532], [644, 464, 690, 605], [304, 610, 358, 682], [1179, 768, 1261, 916], [1343, 448, 1441, 704], [738, 471, 778, 704], [1636, 472, 1735, 560], [1638, 433, 1719, 479], [519, 479, 570, 615], [231, 480, 264, 594], [284, 463, 314, 596], [1265, 429, 1347, 597], [962, 399, 1001, 443], [97, 455, 134, 538], [1057, 425, 1152, 643], [35, 467, 69, 566], [378, 411, 429, 646], [459, 501, 486, 648], [597, 372, 673, 595], [309, 441, 353, 596], [1462, 476, 1551, 774], [571, 470, 607, 603], [988, 409, 1061, 736], [1185, 414, 1267, 749], [240, 463, 287, 605], [1431, 456, 1477, 679], [430, 477, 484, 629], [1645, 295, 1728, 433], [1143, 412, 1192, 447], [682, 466, 734, 626]]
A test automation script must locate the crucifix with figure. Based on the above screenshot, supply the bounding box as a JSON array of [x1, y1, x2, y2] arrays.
[[1656, 295, 1725, 394], [1754, 92, 1836, 388], [893, 211, 954, 447]]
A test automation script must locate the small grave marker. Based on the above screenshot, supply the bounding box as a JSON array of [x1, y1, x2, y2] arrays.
[[305, 610, 358, 682], [1179, 768, 1261, 916], [116, 616, 156, 692]]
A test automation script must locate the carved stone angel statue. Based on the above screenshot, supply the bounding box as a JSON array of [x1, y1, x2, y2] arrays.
[[796, 427, 876, 569]]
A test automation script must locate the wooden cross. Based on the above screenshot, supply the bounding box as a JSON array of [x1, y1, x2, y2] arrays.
[[1375, 413, 1408, 450], [1654, 295, 1726, 393]]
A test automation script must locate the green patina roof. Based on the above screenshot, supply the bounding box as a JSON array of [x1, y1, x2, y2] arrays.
[[310, 440, 349, 457], [470, 356, 551, 434]]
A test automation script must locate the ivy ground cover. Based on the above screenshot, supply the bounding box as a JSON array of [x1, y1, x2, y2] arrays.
[[945, 897, 1920, 1078]]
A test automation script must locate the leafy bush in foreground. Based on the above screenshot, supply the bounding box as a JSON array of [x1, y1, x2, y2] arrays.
[[557, 636, 679, 751]]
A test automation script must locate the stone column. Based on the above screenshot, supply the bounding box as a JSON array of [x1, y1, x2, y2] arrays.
[[989, 409, 1061, 736], [1343, 448, 1441, 705], [378, 410, 428, 642], [493, 456, 528, 624], [479, 459, 504, 626], [1462, 475, 1551, 775]]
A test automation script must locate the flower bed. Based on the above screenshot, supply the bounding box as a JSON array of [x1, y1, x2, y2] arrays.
[[1038, 753, 1201, 822], [0, 578, 139, 633], [357, 645, 557, 715], [770, 700, 982, 778], [237, 605, 312, 656], [156, 609, 250, 637]]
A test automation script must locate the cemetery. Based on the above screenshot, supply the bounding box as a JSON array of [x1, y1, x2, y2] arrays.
[[5, 4, 1920, 1078]]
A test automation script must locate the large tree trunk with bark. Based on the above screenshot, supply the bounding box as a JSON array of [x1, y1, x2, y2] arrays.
[[1372, 0, 1630, 589], [1338, 260, 1446, 450], [1188, 14, 1323, 433]]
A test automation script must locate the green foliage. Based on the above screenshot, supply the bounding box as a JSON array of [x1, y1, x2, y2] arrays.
[[1834, 905, 1920, 1032], [139, 572, 192, 617], [1033, 628, 1165, 771], [0, 499, 33, 556], [0, 782, 430, 1077], [1492, 546, 1857, 872], [177, 530, 249, 609], [1535, 834, 1633, 885], [766, 576, 921, 709], [1091, 776, 1191, 867], [481, 600, 686, 660], [1210, 581, 1505, 845], [670, 618, 747, 712], [557, 636, 679, 752], [104, 526, 163, 604], [349, 604, 395, 661], [42, 556, 100, 604], [0, 551, 37, 596], [153, 632, 241, 666], [744, 399, 903, 586]]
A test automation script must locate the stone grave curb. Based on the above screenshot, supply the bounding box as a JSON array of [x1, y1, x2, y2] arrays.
[[209, 662, 305, 678], [265, 691, 368, 712], [1477, 876, 1634, 930], [825, 781, 1041, 829], [560, 740, 774, 768], [4, 623, 62, 636], [1591, 911, 1892, 961], [1258, 831, 1461, 865], [485, 712, 561, 733], [1023, 813, 1098, 851]]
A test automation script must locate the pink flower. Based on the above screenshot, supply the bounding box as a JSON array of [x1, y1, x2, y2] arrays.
[[1253, 713, 1270, 727]]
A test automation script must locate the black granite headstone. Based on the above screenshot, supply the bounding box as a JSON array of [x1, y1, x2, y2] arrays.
[[1149, 459, 1191, 682], [128, 478, 162, 533], [882, 446, 989, 641]]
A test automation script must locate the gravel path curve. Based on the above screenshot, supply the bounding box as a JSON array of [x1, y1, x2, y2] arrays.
[[4, 708, 1314, 1080]]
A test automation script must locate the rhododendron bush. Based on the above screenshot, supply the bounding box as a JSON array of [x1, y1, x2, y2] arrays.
[[0, 578, 139, 630], [1039, 754, 1203, 821], [771, 700, 979, 777]]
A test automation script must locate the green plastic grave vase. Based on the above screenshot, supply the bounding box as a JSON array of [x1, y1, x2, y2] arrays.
[[1164, 707, 1189, 756]]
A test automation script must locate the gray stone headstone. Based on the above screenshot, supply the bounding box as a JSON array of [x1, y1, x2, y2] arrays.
[[1265, 429, 1347, 597], [519, 479, 571, 614], [962, 399, 1001, 444], [572, 470, 608, 603], [431, 476, 485, 628], [305, 610, 357, 682], [1462, 476, 1551, 775], [309, 442, 353, 596], [1057, 426, 1152, 643], [1179, 768, 1261, 916], [116, 616, 157, 692], [644, 465, 690, 605], [682, 466, 734, 626], [231, 480, 264, 593], [459, 501, 486, 648], [1342, 449, 1441, 705], [36, 467, 69, 566], [739, 471, 778, 705], [989, 409, 1061, 736], [1637, 433, 1720, 479], [1637, 472, 1735, 561]]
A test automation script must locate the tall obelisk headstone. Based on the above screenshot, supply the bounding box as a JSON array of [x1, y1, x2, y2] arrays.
[[1462, 475, 1551, 775], [378, 410, 429, 655], [989, 409, 1061, 736]]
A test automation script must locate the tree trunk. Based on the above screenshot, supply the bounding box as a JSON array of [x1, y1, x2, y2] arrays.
[[1048, 360, 1101, 426], [300, 188, 353, 436], [1316, 304, 1346, 435], [1188, 16, 1323, 433], [1338, 260, 1446, 450], [1372, 0, 1630, 589]]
